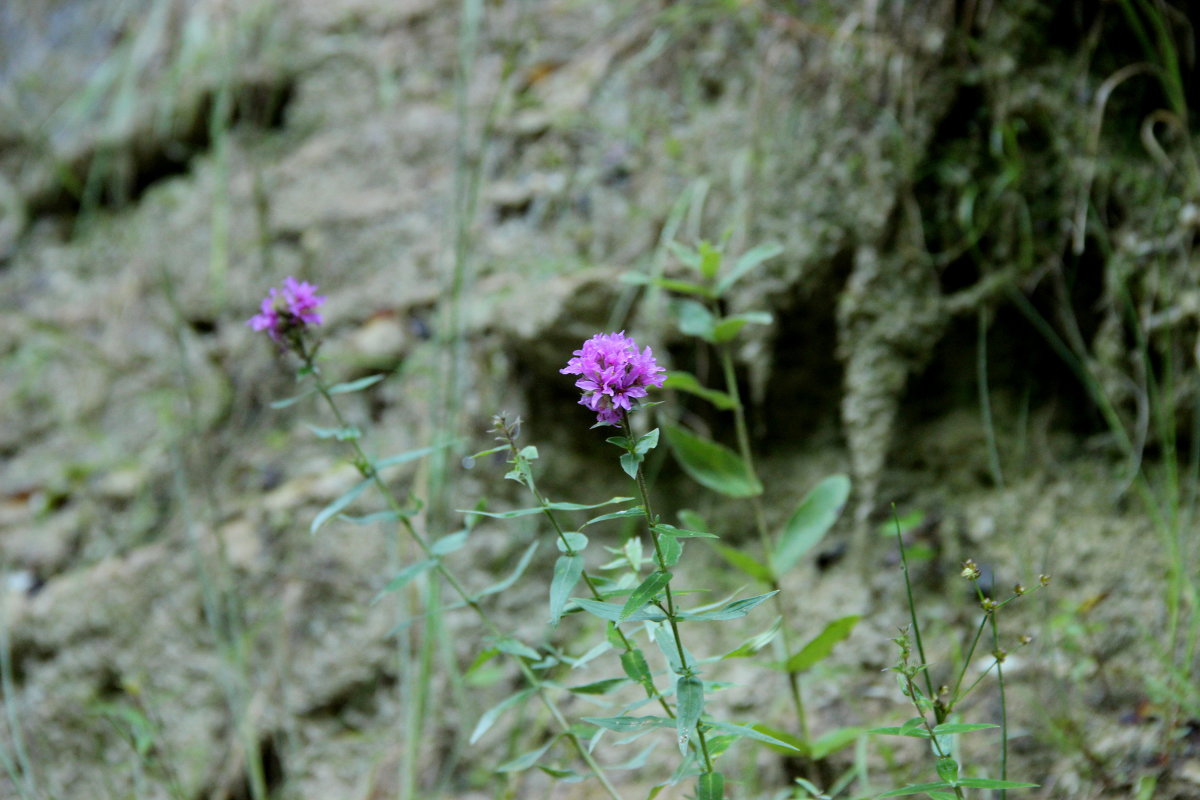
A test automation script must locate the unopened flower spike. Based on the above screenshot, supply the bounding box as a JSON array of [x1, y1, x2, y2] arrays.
[[561, 331, 667, 426], [248, 276, 326, 348]]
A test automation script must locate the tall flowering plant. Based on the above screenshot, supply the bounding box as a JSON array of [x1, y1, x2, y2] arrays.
[[248, 279, 628, 799]]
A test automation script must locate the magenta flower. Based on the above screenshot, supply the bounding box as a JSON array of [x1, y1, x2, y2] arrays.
[[561, 332, 667, 425], [248, 277, 326, 344]]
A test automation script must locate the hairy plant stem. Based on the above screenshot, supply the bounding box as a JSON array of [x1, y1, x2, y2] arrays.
[[297, 349, 626, 800], [717, 345, 813, 743], [621, 416, 715, 775]]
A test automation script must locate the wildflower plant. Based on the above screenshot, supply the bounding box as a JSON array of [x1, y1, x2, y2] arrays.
[[628, 238, 861, 778], [249, 277, 628, 799], [866, 513, 1046, 799]]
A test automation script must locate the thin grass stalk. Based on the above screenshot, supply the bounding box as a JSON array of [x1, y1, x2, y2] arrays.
[[893, 509, 935, 704], [977, 307, 1005, 488]]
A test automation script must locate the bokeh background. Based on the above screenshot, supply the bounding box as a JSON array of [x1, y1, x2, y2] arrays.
[[1, 1, 1198, 798]]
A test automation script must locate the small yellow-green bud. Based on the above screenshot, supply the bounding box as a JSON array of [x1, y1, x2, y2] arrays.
[[1019, 634, 1033, 646], [961, 559, 981, 580], [1013, 583, 1026, 596], [981, 596, 998, 613], [1039, 574, 1051, 586], [993, 647, 1007, 663]]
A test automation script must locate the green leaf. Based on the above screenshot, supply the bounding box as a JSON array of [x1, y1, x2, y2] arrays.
[[773, 474, 851, 574], [877, 782, 952, 798], [743, 723, 806, 755], [327, 374, 385, 394], [270, 388, 315, 408], [374, 445, 441, 470], [676, 676, 704, 754], [371, 559, 435, 605], [582, 715, 672, 733], [781, 615, 861, 672], [573, 598, 667, 623], [621, 571, 673, 621], [567, 677, 628, 695], [673, 299, 718, 341], [470, 688, 534, 743], [337, 509, 411, 525], [935, 758, 959, 786], [930, 723, 999, 735], [495, 637, 540, 661], [432, 530, 468, 556], [708, 721, 801, 752], [900, 717, 929, 737], [928, 793, 958, 800], [698, 771, 724, 800], [659, 535, 683, 567], [620, 452, 641, 480], [556, 532, 588, 553], [496, 739, 555, 772], [680, 591, 778, 622], [636, 429, 660, 454], [653, 626, 690, 674], [537, 765, 585, 782], [462, 497, 633, 519], [663, 425, 762, 498], [653, 523, 718, 539], [476, 542, 538, 597], [698, 241, 722, 280], [956, 778, 1038, 789], [716, 241, 783, 295], [713, 543, 773, 583], [305, 423, 362, 440], [809, 726, 863, 759], [623, 270, 715, 299], [621, 649, 656, 693], [711, 312, 773, 344], [549, 554, 584, 625], [663, 372, 738, 410], [583, 507, 644, 527], [311, 477, 372, 534], [722, 619, 782, 659]]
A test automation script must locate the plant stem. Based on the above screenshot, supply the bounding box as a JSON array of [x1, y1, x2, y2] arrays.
[[717, 345, 813, 743], [493, 423, 685, 725], [622, 416, 715, 775], [301, 353, 625, 800], [893, 510, 937, 708]]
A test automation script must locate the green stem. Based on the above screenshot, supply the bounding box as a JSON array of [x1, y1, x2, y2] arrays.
[[718, 345, 812, 743], [301, 351, 625, 800], [893, 510, 936, 707], [493, 424, 683, 725], [622, 416, 715, 775]]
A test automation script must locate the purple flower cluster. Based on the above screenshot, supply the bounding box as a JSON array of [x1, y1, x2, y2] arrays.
[[561, 332, 667, 425], [247, 277, 325, 344]]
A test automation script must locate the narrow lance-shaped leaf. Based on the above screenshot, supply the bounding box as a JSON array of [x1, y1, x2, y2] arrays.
[[713, 543, 773, 583], [311, 477, 372, 534], [327, 374, 385, 394], [781, 615, 861, 672], [698, 771, 724, 800], [679, 591, 778, 622], [676, 676, 704, 755], [773, 474, 851, 574], [549, 554, 584, 625], [663, 371, 737, 410], [716, 241, 783, 295], [663, 425, 762, 498], [621, 571, 672, 621], [475, 542, 538, 597], [470, 688, 534, 743], [496, 739, 554, 772]]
